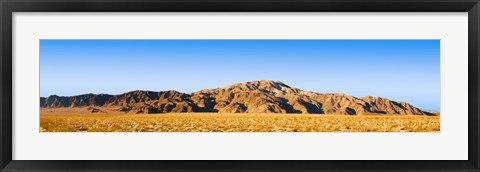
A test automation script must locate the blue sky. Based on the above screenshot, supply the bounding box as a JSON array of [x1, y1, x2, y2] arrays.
[[40, 40, 440, 110]]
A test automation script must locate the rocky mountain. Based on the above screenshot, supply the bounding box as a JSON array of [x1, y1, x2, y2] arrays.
[[40, 80, 436, 115]]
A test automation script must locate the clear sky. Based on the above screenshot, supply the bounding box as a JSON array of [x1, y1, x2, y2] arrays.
[[40, 40, 440, 110]]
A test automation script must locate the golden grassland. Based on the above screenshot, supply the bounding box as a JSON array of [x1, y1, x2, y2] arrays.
[[40, 108, 440, 132]]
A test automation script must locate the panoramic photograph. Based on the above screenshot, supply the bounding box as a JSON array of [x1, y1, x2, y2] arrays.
[[40, 40, 440, 132]]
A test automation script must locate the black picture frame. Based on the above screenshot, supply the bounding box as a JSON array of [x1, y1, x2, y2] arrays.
[[1, 0, 479, 171]]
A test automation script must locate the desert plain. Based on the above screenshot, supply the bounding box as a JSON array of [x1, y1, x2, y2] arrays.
[[40, 107, 440, 132]]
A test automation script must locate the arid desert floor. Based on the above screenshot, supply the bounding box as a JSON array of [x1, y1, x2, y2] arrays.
[[40, 108, 440, 132]]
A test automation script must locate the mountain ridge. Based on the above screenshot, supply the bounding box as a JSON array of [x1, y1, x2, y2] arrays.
[[40, 80, 436, 116]]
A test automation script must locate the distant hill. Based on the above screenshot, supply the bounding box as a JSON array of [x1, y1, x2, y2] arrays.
[[40, 80, 436, 116], [423, 110, 440, 116]]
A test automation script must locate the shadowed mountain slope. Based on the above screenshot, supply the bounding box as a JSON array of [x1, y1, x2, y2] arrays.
[[40, 80, 435, 115]]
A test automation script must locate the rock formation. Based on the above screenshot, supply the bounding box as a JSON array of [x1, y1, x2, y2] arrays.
[[40, 80, 436, 115]]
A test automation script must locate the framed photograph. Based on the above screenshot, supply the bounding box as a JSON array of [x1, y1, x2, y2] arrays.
[[1, 0, 479, 171]]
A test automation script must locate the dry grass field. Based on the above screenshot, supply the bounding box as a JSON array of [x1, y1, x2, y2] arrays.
[[40, 108, 440, 132]]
